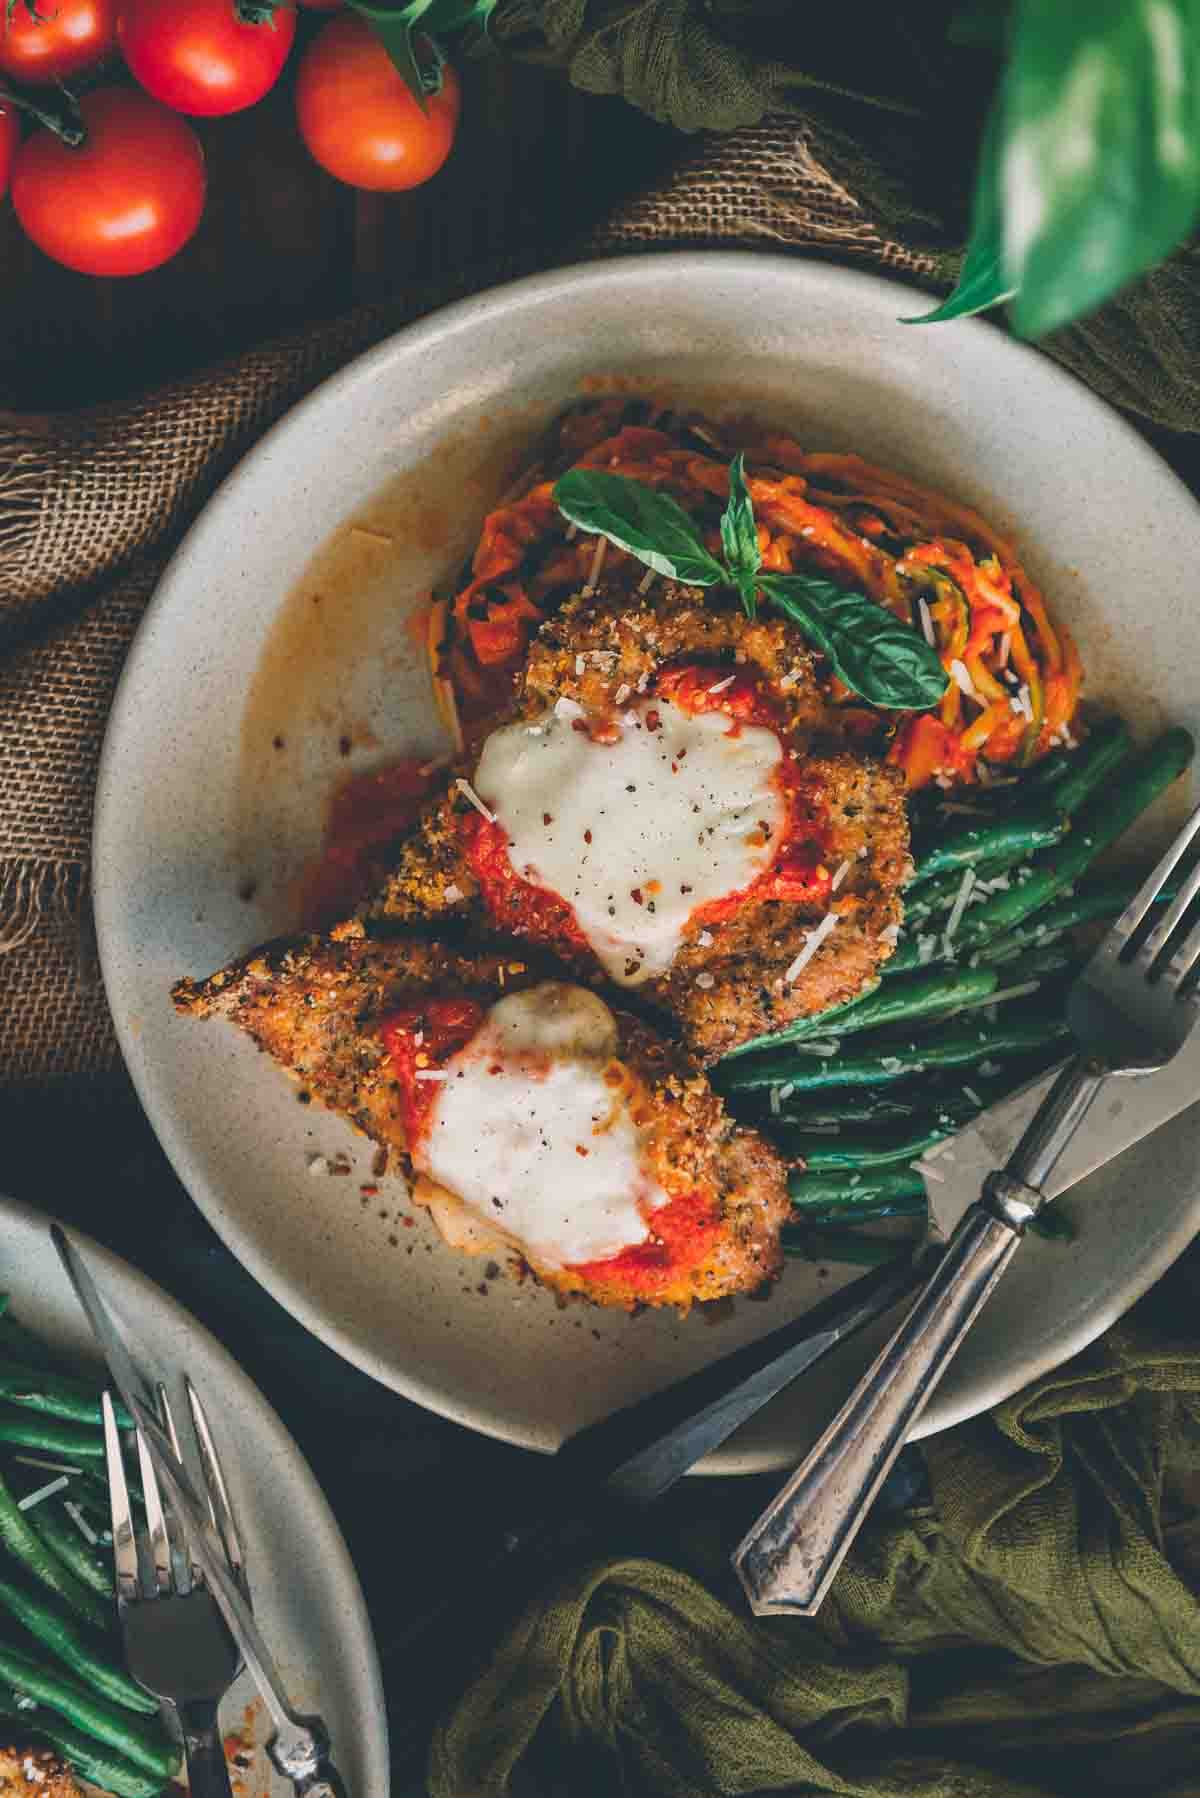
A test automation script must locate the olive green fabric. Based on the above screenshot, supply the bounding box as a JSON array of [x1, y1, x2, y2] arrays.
[[430, 1295, 1200, 1797], [493, 0, 1200, 437]]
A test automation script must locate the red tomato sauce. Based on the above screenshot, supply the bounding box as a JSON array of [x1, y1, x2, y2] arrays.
[[381, 989, 721, 1293], [380, 997, 485, 1145], [570, 1187, 723, 1293], [299, 757, 440, 929], [457, 662, 833, 959]]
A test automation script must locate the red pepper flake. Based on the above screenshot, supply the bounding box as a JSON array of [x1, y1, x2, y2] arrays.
[[543, 812, 553, 825], [645, 709, 662, 731], [571, 718, 589, 734], [359, 1184, 379, 1197], [401, 1214, 416, 1228], [584, 829, 593, 844], [630, 887, 644, 906], [488, 1063, 503, 1075], [575, 1145, 590, 1157]]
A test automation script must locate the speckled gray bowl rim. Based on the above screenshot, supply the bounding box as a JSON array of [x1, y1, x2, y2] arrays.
[[93, 252, 1200, 1468], [0, 1192, 388, 1793]]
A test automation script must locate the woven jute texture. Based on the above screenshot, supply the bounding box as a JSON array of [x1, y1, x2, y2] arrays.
[[0, 118, 934, 1096]]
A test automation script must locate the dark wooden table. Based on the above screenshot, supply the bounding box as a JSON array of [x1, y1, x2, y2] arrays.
[[0, 24, 677, 409]]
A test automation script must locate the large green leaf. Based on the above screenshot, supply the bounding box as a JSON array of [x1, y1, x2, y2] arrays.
[[719, 453, 762, 617], [1004, 0, 1200, 339], [553, 469, 727, 587], [761, 574, 949, 710], [904, 102, 1016, 324]]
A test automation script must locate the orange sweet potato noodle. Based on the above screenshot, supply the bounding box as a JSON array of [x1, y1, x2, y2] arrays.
[[430, 403, 1082, 787]]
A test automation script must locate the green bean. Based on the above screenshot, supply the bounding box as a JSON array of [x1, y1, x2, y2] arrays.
[[0, 1410, 105, 1463], [0, 1706, 166, 1798], [0, 1638, 179, 1778], [1047, 717, 1134, 815], [976, 874, 1182, 965], [952, 729, 1195, 953], [902, 852, 1029, 927], [782, 1230, 912, 1267], [781, 965, 1001, 1046], [788, 1167, 927, 1217], [721, 1014, 1070, 1092], [718, 980, 882, 1061], [28, 1501, 114, 1599], [0, 1571, 153, 1715], [0, 1363, 131, 1430], [0, 1467, 108, 1632], [910, 809, 1066, 882], [782, 1120, 957, 1171], [911, 717, 1132, 881]]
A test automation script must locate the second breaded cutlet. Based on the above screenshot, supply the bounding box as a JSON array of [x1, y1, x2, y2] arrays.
[[173, 933, 790, 1312]]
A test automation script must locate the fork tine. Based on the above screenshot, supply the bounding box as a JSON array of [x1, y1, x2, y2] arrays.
[[1112, 800, 1200, 948], [1163, 905, 1200, 996], [185, 1376, 246, 1583], [1132, 855, 1200, 975], [133, 1425, 173, 1596], [157, 1383, 204, 1591], [101, 1392, 139, 1603]]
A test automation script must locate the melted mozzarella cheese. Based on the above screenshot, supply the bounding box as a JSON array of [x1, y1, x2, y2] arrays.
[[418, 983, 667, 1269], [474, 694, 785, 984]]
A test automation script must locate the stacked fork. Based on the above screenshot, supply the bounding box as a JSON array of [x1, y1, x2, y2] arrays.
[[101, 1382, 245, 1798]]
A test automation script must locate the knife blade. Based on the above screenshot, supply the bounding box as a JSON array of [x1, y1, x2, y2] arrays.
[[51, 1225, 347, 1798], [923, 1033, 1200, 1240]]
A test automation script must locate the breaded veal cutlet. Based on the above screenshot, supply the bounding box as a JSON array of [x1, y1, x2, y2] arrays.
[[173, 934, 791, 1312], [339, 581, 911, 1063]]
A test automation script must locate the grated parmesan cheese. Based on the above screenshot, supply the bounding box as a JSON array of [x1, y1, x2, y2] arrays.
[[917, 595, 934, 646], [784, 912, 838, 983], [831, 859, 852, 892], [455, 777, 496, 823], [944, 867, 977, 942], [415, 1069, 449, 1081], [949, 658, 978, 699], [708, 674, 737, 695]]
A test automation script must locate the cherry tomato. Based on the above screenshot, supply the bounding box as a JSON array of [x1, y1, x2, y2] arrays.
[[0, 0, 117, 84], [119, 0, 295, 117], [295, 14, 460, 192], [12, 87, 205, 277], [0, 105, 15, 200]]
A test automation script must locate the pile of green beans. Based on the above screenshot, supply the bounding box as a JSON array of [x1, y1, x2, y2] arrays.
[[0, 1300, 180, 1796], [714, 721, 1196, 1267]]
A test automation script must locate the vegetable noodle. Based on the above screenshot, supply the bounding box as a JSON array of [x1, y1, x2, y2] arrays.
[[430, 398, 1082, 787]]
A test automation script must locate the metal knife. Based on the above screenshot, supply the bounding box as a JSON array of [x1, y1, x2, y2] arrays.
[[51, 1225, 347, 1798], [923, 1033, 1200, 1241]]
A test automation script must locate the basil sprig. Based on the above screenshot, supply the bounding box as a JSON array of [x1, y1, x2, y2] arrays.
[[552, 462, 947, 711], [719, 454, 762, 618], [760, 575, 950, 710], [553, 469, 726, 587]]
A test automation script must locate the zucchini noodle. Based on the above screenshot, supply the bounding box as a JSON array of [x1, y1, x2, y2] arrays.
[[431, 399, 1082, 787]]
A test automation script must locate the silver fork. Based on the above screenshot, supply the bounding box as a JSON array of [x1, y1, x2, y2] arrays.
[[735, 799, 1200, 1617], [102, 1380, 247, 1797]]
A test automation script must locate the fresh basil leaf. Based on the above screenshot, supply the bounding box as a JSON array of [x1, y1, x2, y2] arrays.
[[719, 452, 761, 599], [347, 0, 436, 105], [761, 574, 949, 710], [553, 469, 726, 588], [904, 102, 1015, 323], [1004, 0, 1200, 340]]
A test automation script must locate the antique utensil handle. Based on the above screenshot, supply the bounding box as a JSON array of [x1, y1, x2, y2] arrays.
[[179, 1699, 236, 1798], [733, 1056, 1108, 1619]]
